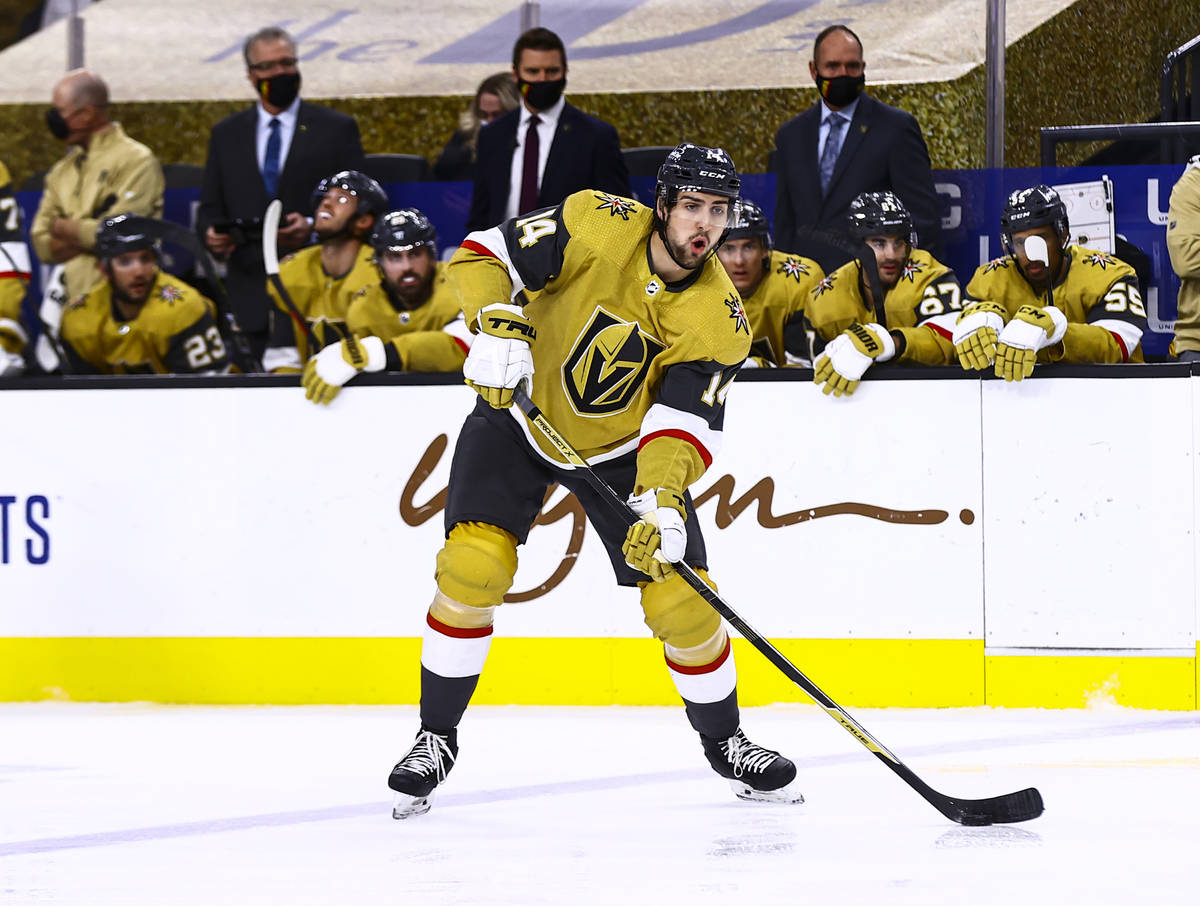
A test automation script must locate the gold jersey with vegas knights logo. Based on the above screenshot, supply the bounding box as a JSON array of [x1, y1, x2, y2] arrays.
[[965, 244, 1145, 363], [59, 271, 229, 374], [346, 262, 471, 371], [804, 247, 962, 365], [740, 249, 823, 366], [449, 189, 750, 472], [263, 242, 378, 371], [1, 161, 32, 358]]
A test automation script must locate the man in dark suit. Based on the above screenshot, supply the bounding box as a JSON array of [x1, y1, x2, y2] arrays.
[[198, 26, 365, 362], [773, 25, 943, 273], [465, 27, 630, 233]]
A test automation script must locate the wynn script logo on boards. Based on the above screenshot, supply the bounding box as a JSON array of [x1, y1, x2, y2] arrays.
[[399, 436, 975, 602]]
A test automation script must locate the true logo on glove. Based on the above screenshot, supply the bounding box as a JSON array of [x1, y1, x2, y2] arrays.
[[344, 337, 365, 368], [485, 315, 537, 340]]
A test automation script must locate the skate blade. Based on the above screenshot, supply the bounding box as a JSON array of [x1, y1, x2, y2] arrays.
[[730, 780, 805, 804], [392, 791, 433, 820]]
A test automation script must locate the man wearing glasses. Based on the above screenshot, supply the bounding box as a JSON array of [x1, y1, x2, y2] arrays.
[[198, 26, 365, 363]]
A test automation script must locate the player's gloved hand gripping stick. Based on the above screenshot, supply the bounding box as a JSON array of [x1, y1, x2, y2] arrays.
[[512, 385, 1043, 826]]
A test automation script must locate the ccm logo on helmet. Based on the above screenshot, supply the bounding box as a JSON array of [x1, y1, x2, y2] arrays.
[[698, 170, 727, 179]]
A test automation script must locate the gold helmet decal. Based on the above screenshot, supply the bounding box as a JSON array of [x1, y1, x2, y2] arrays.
[[563, 308, 665, 415]]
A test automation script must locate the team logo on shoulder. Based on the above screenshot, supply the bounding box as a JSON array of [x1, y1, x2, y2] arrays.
[[593, 193, 637, 221], [813, 274, 837, 296], [983, 257, 1011, 273], [723, 293, 749, 335], [1083, 251, 1117, 269], [563, 308, 665, 416], [900, 260, 924, 282], [777, 257, 810, 282], [159, 285, 183, 304]]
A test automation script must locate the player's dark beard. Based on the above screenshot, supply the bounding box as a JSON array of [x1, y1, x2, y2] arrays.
[[111, 276, 152, 309], [385, 269, 435, 311]]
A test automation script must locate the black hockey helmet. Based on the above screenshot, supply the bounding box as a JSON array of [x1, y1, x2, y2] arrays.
[[1000, 184, 1069, 254], [370, 208, 438, 258], [310, 169, 390, 220], [94, 213, 158, 261], [655, 143, 741, 209], [847, 191, 915, 246], [725, 198, 774, 255]]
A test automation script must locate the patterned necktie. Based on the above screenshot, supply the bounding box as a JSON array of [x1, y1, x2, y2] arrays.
[[819, 112, 846, 196], [519, 114, 541, 215], [263, 117, 282, 198]]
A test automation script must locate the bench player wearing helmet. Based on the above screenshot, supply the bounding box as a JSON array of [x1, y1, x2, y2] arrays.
[[58, 213, 230, 374], [716, 199, 823, 367], [807, 190, 962, 397], [300, 208, 474, 404], [386, 143, 803, 819], [262, 169, 389, 372], [0, 161, 32, 378], [953, 184, 1145, 381]]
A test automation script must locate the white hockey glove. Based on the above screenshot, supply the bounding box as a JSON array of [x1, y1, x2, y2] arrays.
[[301, 335, 386, 405], [812, 321, 895, 397], [993, 304, 1067, 382], [952, 301, 1007, 370], [462, 302, 535, 409], [622, 488, 687, 582], [0, 347, 24, 379]]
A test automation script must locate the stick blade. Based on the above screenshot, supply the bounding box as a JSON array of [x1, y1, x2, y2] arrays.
[[262, 199, 283, 276], [947, 786, 1044, 825]]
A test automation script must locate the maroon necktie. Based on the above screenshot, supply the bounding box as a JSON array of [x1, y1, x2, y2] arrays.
[[518, 114, 541, 215]]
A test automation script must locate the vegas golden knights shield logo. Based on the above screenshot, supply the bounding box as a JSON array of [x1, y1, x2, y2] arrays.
[[563, 308, 666, 415]]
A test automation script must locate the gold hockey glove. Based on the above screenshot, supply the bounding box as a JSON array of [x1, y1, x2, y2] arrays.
[[622, 488, 687, 582], [952, 301, 1007, 370], [301, 335, 387, 405], [812, 321, 895, 397], [993, 304, 1067, 382], [463, 302, 536, 408]]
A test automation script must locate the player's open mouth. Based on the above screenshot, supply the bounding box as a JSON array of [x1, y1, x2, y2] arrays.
[[400, 274, 419, 286], [691, 238, 707, 254]]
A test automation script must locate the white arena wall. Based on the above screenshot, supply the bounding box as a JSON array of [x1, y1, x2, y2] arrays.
[[0, 367, 1196, 709]]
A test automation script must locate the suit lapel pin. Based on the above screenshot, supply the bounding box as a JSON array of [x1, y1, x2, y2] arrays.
[[860, 124, 868, 133]]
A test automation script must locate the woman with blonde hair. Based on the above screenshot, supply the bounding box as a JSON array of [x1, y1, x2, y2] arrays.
[[433, 72, 520, 181]]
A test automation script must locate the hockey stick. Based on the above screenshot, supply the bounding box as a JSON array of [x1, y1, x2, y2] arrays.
[[511, 384, 1044, 826], [123, 215, 261, 373], [262, 199, 319, 350]]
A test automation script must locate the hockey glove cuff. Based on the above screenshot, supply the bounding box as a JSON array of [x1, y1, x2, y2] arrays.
[[301, 335, 386, 405], [813, 321, 895, 397], [463, 303, 536, 408]]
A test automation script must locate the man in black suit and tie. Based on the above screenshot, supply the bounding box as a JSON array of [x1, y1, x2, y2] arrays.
[[198, 26, 365, 362], [773, 25, 943, 273], [465, 27, 630, 233]]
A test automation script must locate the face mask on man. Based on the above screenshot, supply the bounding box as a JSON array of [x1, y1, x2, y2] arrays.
[[814, 73, 865, 107], [256, 71, 301, 109], [518, 77, 566, 112], [45, 107, 71, 140]]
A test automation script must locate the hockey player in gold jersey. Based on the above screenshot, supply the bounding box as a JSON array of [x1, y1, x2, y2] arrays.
[[58, 214, 230, 374], [262, 170, 388, 372], [716, 199, 822, 366], [953, 184, 1145, 380], [386, 144, 802, 819], [1, 161, 32, 378], [807, 191, 962, 396], [300, 208, 472, 404]]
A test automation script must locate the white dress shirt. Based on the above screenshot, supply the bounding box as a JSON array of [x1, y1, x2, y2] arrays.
[[255, 96, 301, 176], [818, 95, 860, 161], [505, 95, 566, 222]]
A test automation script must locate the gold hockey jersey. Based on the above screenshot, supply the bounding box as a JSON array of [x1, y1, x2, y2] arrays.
[[59, 271, 229, 374], [965, 245, 1145, 363], [740, 250, 823, 366], [449, 190, 750, 477], [1, 162, 31, 357], [805, 248, 963, 365], [346, 262, 471, 372], [263, 242, 378, 371]]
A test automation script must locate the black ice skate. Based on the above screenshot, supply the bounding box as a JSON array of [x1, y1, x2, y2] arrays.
[[700, 728, 804, 804], [388, 726, 458, 819]]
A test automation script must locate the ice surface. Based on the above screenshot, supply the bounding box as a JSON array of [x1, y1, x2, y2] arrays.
[[1, 703, 1197, 905]]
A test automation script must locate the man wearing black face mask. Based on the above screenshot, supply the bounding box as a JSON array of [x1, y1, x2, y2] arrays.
[[465, 27, 630, 233], [30, 69, 164, 303], [772, 25, 942, 274], [197, 26, 365, 365]]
